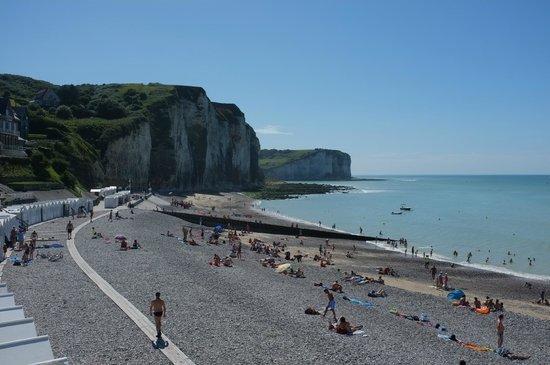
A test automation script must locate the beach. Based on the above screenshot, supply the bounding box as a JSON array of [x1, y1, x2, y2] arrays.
[[2, 193, 549, 364]]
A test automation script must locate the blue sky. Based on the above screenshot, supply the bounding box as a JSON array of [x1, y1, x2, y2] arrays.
[[2, 0, 550, 174]]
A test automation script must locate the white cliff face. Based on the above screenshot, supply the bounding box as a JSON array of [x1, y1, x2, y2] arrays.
[[168, 91, 261, 191], [103, 123, 151, 188], [102, 87, 261, 192], [264, 150, 351, 181]]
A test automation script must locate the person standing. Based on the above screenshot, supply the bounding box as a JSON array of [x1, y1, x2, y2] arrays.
[[90, 209, 94, 222], [150, 292, 166, 339], [497, 314, 505, 348], [322, 289, 337, 322], [9, 227, 17, 249], [109, 210, 113, 222], [66, 221, 74, 239], [182, 226, 188, 242]]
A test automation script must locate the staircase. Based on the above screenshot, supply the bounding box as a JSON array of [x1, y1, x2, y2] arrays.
[[0, 283, 68, 365]]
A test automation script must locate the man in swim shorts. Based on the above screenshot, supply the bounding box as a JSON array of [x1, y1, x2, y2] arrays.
[[323, 289, 337, 322], [497, 314, 504, 348], [150, 292, 166, 338]]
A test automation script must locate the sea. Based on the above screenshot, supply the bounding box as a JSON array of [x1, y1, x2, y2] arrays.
[[256, 175, 550, 280]]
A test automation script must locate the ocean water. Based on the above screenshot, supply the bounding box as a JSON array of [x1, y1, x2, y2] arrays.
[[257, 176, 550, 280]]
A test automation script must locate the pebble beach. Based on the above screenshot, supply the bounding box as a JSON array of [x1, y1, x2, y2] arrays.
[[2, 194, 549, 364]]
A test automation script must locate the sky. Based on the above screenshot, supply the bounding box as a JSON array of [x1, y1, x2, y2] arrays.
[[2, 0, 550, 174]]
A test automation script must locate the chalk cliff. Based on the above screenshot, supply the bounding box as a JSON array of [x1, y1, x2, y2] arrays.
[[260, 149, 351, 181], [0, 74, 262, 192], [102, 87, 262, 192]]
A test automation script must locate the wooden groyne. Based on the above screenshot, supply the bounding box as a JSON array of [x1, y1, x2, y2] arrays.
[[161, 210, 379, 242]]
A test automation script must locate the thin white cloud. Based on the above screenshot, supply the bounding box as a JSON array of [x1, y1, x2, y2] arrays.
[[256, 124, 293, 135]]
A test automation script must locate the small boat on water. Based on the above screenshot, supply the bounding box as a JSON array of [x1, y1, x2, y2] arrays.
[[391, 211, 403, 215], [400, 204, 412, 211]]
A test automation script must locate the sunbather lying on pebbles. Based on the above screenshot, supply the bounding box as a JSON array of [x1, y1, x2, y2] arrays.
[[222, 256, 233, 267], [329, 317, 363, 335], [368, 289, 387, 298], [331, 281, 343, 293], [209, 254, 221, 266]]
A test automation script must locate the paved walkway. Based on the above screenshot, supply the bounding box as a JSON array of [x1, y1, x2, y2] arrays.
[[68, 209, 194, 365]]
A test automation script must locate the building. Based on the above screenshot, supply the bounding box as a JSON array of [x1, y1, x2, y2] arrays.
[[33, 88, 60, 108], [0, 97, 27, 157]]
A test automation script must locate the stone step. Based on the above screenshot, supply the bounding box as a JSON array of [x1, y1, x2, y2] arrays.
[[0, 318, 37, 343], [0, 306, 25, 322], [0, 293, 15, 309], [0, 335, 55, 365]]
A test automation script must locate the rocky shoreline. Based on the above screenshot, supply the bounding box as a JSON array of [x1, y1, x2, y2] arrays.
[[244, 181, 352, 200]]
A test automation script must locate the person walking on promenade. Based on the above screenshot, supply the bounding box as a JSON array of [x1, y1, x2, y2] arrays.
[[150, 292, 166, 339], [66, 221, 74, 239], [90, 209, 94, 222], [497, 314, 505, 348], [109, 210, 113, 222]]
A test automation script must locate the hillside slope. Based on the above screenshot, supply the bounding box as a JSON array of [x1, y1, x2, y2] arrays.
[[0, 74, 262, 193]]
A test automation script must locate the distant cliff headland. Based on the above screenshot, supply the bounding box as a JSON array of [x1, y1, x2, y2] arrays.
[[0, 74, 262, 193], [260, 149, 351, 181]]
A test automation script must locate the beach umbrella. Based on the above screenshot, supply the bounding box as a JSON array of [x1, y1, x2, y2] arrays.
[[447, 289, 465, 301], [275, 263, 291, 273], [115, 234, 126, 240]]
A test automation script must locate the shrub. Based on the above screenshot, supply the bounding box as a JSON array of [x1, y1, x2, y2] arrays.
[[95, 98, 127, 119], [71, 103, 94, 118], [52, 158, 69, 173], [30, 151, 49, 180], [55, 105, 73, 119], [57, 84, 80, 105], [61, 171, 77, 188]]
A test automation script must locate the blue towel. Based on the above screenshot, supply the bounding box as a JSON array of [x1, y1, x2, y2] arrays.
[[346, 297, 374, 308]]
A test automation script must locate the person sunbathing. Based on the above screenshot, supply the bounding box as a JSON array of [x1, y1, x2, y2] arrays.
[[209, 254, 221, 266], [331, 281, 343, 293], [368, 289, 387, 298], [222, 256, 233, 267], [293, 268, 305, 278], [373, 276, 385, 284], [473, 297, 481, 309], [120, 239, 128, 250], [333, 317, 362, 335], [484, 297, 495, 310], [458, 296, 470, 307]]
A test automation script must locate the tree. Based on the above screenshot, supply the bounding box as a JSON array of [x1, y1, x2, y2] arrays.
[[55, 105, 73, 119], [30, 151, 49, 180], [57, 84, 80, 106], [95, 98, 127, 119]]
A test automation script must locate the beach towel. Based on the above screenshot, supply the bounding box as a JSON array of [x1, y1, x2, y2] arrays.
[[461, 342, 492, 352], [474, 306, 490, 315], [343, 296, 374, 308], [447, 289, 465, 301]]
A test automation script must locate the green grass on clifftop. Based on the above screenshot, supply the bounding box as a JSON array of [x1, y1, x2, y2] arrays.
[[259, 149, 315, 170], [0, 74, 177, 192]]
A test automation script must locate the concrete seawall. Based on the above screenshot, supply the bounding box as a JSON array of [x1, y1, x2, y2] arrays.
[[161, 210, 378, 242]]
